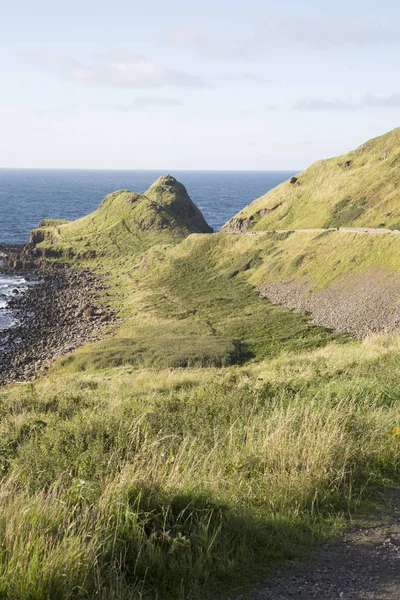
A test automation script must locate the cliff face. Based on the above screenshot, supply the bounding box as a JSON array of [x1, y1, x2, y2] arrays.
[[222, 127, 400, 233]]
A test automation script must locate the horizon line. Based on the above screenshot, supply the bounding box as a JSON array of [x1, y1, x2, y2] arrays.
[[0, 167, 300, 173]]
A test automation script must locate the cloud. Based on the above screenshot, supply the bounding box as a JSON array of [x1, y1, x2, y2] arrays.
[[216, 72, 269, 83], [33, 106, 78, 117], [108, 97, 184, 111], [266, 17, 400, 48], [294, 99, 354, 111], [294, 94, 400, 111], [362, 93, 400, 107], [166, 27, 252, 60], [166, 17, 400, 61], [40, 52, 206, 89]]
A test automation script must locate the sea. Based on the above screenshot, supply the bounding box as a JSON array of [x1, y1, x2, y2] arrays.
[[0, 169, 294, 330]]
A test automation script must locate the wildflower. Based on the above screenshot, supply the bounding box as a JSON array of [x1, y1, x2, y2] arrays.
[[392, 427, 400, 436]]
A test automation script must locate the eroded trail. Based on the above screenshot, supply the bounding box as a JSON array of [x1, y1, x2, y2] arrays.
[[227, 227, 400, 236], [245, 491, 400, 600]]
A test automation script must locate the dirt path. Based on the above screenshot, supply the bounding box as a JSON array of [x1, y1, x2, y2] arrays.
[[239, 491, 400, 600], [228, 227, 400, 236]]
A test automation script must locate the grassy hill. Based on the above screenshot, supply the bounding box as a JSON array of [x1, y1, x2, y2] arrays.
[[223, 127, 400, 232], [2, 161, 400, 598], [26, 174, 212, 260]]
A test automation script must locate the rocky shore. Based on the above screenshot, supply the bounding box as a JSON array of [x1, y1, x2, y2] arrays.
[[0, 264, 117, 385], [0, 243, 24, 260]]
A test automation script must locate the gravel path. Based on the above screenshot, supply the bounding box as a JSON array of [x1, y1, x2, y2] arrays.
[[226, 227, 400, 236], [240, 490, 400, 600]]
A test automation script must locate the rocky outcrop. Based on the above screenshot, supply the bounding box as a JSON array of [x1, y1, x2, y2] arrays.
[[1, 240, 97, 271], [0, 243, 24, 257], [222, 205, 282, 234], [28, 228, 58, 246]]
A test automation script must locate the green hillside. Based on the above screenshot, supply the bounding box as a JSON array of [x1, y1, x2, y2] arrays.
[[223, 127, 400, 232], [27, 174, 212, 260], [2, 155, 400, 599]]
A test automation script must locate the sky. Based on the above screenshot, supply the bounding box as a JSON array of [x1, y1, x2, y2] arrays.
[[1, 0, 400, 170]]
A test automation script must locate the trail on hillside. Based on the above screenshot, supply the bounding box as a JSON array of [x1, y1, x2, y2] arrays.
[[226, 227, 400, 236], [238, 490, 400, 600]]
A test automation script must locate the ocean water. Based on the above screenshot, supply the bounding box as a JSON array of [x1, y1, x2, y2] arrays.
[[0, 169, 294, 330], [0, 169, 295, 243], [0, 275, 39, 332]]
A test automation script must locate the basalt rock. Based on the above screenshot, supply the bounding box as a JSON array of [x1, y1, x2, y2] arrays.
[[0, 264, 118, 385], [222, 205, 282, 233]]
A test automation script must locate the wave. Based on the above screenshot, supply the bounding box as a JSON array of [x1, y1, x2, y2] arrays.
[[0, 275, 29, 331]]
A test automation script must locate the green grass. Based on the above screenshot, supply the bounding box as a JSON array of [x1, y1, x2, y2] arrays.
[[54, 233, 345, 374], [205, 229, 400, 292], [28, 176, 212, 262], [0, 335, 400, 598], [324, 196, 367, 228], [224, 127, 400, 232], [3, 169, 400, 598]]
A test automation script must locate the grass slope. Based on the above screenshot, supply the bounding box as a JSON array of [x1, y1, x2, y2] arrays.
[[55, 233, 343, 374], [206, 229, 400, 291], [2, 167, 400, 598], [1, 336, 400, 599], [223, 127, 400, 231]]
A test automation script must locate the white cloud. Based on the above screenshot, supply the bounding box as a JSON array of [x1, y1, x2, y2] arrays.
[[166, 27, 252, 60], [294, 94, 400, 111], [166, 17, 400, 62], [294, 99, 355, 111], [40, 52, 206, 89], [362, 94, 400, 108], [269, 17, 399, 47], [108, 97, 184, 111]]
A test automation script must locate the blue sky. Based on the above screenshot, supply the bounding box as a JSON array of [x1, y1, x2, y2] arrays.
[[1, 0, 400, 169]]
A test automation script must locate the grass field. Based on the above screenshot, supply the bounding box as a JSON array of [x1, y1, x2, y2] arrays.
[[1, 334, 400, 598]]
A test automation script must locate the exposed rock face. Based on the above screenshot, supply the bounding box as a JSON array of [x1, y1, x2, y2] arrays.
[[0, 244, 24, 257], [222, 205, 282, 234], [145, 175, 213, 233], [28, 228, 58, 246]]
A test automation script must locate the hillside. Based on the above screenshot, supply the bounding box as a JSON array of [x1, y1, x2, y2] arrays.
[[1, 151, 400, 599], [25, 174, 212, 260], [223, 127, 400, 233]]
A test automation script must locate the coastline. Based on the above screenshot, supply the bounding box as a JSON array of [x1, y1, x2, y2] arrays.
[[0, 262, 116, 385]]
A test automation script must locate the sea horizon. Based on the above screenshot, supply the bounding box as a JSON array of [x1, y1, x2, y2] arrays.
[[0, 168, 295, 244]]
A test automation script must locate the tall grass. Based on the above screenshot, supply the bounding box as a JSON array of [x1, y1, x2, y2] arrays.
[[0, 343, 399, 598]]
